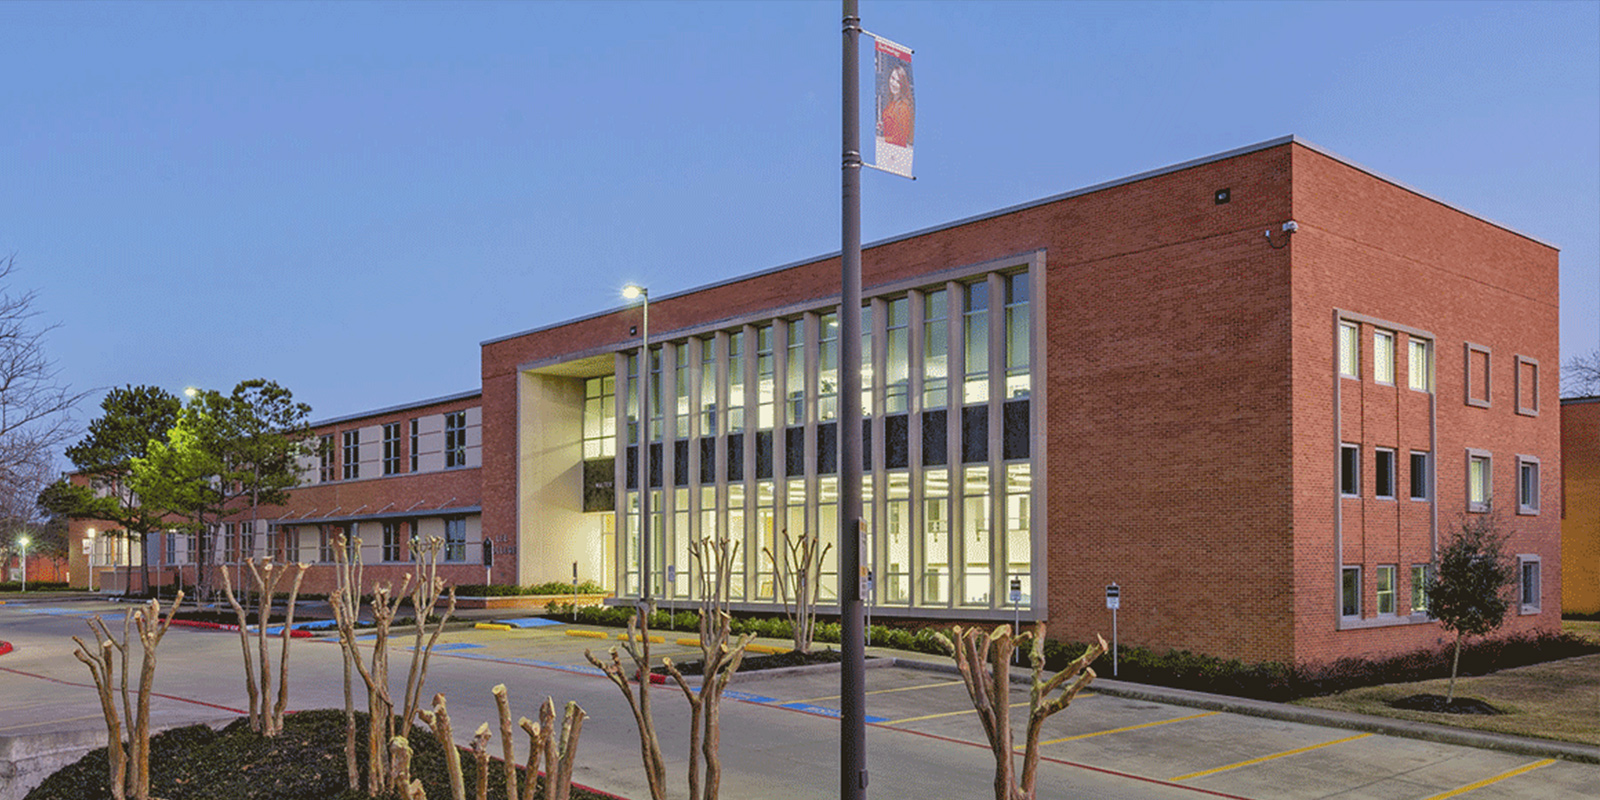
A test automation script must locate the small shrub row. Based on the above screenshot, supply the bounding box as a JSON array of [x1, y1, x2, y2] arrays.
[[546, 603, 1599, 702], [457, 580, 606, 596], [0, 580, 70, 592]]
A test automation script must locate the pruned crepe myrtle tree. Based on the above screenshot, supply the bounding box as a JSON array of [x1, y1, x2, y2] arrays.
[[1427, 512, 1518, 702]]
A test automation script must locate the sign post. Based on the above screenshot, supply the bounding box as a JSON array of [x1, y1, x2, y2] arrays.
[[666, 564, 677, 630], [572, 562, 579, 621], [1010, 576, 1023, 664], [1105, 582, 1121, 677]]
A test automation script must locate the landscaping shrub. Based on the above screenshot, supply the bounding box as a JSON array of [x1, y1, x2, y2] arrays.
[[0, 581, 69, 592], [458, 581, 605, 597]]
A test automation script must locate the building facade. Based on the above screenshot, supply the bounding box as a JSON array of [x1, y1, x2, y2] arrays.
[[480, 136, 1562, 664], [66, 391, 486, 596], [1562, 396, 1599, 614]]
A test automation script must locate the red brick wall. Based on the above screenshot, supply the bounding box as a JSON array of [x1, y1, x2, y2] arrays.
[[1562, 398, 1600, 614], [1290, 145, 1562, 663]]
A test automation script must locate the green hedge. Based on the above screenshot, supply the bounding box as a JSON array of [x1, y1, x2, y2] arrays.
[[457, 581, 605, 596], [542, 604, 1600, 702], [0, 581, 69, 592]]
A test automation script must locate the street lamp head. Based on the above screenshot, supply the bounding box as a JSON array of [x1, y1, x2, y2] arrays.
[[17, 536, 28, 548], [86, 527, 96, 539], [622, 284, 648, 301], [184, 386, 199, 398]]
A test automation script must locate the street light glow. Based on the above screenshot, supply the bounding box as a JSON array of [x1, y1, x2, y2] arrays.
[[622, 284, 647, 300], [17, 536, 28, 548], [184, 386, 199, 398]]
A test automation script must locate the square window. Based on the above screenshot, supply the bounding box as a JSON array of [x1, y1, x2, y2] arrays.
[[1410, 564, 1430, 615], [1467, 450, 1491, 512], [1465, 343, 1491, 408], [1339, 322, 1359, 378], [1340, 444, 1360, 497], [1515, 356, 1539, 416], [1409, 451, 1430, 500], [1375, 565, 1396, 615], [1517, 456, 1539, 515], [1374, 448, 1396, 499], [1408, 338, 1433, 392], [1374, 331, 1395, 384], [1341, 566, 1361, 617], [1519, 557, 1540, 613]]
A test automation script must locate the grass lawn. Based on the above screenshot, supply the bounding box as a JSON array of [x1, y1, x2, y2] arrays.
[[1292, 623, 1600, 746], [1564, 618, 1600, 645]]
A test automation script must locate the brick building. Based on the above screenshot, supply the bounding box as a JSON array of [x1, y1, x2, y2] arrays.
[[1562, 396, 1599, 615], [479, 135, 1562, 664], [66, 390, 485, 596], [62, 136, 1562, 664]]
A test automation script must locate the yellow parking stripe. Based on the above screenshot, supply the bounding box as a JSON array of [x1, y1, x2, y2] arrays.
[[1036, 711, 1218, 746], [1170, 732, 1373, 781], [884, 700, 1029, 725], [1421, 758, 1556, 800]]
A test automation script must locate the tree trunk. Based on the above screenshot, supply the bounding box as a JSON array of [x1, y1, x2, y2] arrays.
[[1448, 632, 1463, 703]]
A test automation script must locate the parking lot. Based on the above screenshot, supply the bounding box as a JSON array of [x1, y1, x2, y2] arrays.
[[2, 598, 1595, 799]]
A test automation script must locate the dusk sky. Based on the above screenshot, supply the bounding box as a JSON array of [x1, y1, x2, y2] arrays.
[[5, 1, 1596, 456]]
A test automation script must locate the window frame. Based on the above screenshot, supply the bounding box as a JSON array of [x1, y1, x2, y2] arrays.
[[443, 517, 467, 563], [1464, 342, 1491, 408], [1340, 444, 1360, 498], [1373, 330, 1395, 385], [318, 434, 336, 483], [1516, 455, 1540, 515], [1410, 564, 1430, 616], [444, 411, 468, 469], [1518, 555, 1541, 614], [1514, 355, 1539, 416], [1341, 566, 1362, 618], [382, 422, 402, 476], [1375, 564, 1396, 616], [1409, 450, 1431, 501], [1466, 449, 1491, 513], [1338, 321, 1360, 379], [342, 430, 360, 480], [1374, 447, 1396, 500], [1407, 337, 1433, 393]]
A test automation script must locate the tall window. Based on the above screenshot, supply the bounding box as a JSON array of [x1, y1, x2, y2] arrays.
[[445, 411, 467, 468], [383, 422, 401, 475], [1339, 321, 1359, 378], [1409, 451, 1431, 500], [1468, 451, 1491, 512], [1466, 343, 1491, 407], [627, 352, 640, 445], [319, 434, 335, 482], [963, 281, 989, 404], [319, 526, 337, 563], [647, 348, 663, 442], [861, 304, 874, 416], [342, 430, 360, 480], [884, 472, 911, 604], [1375, 565, 1396, 615], [701, 340, 718, 433], [786, 319, 806, 424], [382, 521, 403, 563], [1004, 463, 1031, 605], [923, 290, 948, 408], [1340, 444, 1359, 497], [756, 326, 775, 429], [1517, 456, 1540, 514], [1519, 557, 1541, 612], [1408, 339, 1432, 392], [584, 376, 617, 459], [675, 346, 691, 435], [727, 332, 745, 432], [818, 312, 839, 421], [885, 298, 909, 413], [961, 466, 990, 605], [444, 518, 466, 563], [1374, 448, 1395, 499], [1373, 330, 1395, 384], [1005, 273, 1030, 398], [1341, 566, 1361, 617], [409, 419, 420, 472], [1411, 564, 1430, 614]]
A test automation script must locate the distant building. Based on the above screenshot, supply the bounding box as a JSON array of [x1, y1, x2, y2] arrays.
[[1562, 396, 1599, 615], [65, 136, 1564, 664]]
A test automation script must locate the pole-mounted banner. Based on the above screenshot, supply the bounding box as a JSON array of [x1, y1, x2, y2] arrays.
[[872, 34, 915, 178]]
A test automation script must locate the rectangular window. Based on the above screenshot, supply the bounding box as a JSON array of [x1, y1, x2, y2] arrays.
[[1411, 564, 1430, 615], [961, 466, 991, 606], [1374, 448, 1396, 499], [786, 320, 806, 425], [818, 312, 838, 421], [727, 332, 746, 432], [382, 521, 403, 563], [584, 376, 617, 459], [922, 468, 950, 604], [342, 431, 360, 480], [1465, 343, 1491, 407], [445, 411, 467, 468], [923, 290, 948, 409], [319, 434, 335, 482], [444, 518, 466, 563], [1409, 451, 1430, 500], [1373, 330, 1395, 384], [1408, 339, 1432, 392], [1340, 444, 1360, 497], [1519, 557, 1541, 613], [701, 339, 718, 433], [885, 298, 910, 414], [1515, 355, 1539, 416], [1375, 565, 1396, 615], [1004, 273, 1030, 398], [1468, 450, 1491, 512], [1341, 566, 1361, 617], [647, 348, 664, 441], [319, 526, 337, 563], [1339, 321, 1359, 378], [1517, 456, 1540, 515], [675, 345, 690, 435], [382, 422, 401, 475], [409, 419, 420, 472], [860, 304, 873, 416], [964, 281, 990, 404]]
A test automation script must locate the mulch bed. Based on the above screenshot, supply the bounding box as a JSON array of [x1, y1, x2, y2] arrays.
[[1388, 693, 1503, 715], [652, 647, 844, 677]]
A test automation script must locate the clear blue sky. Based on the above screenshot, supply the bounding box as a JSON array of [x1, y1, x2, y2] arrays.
[[5, 0, 1596, 443]]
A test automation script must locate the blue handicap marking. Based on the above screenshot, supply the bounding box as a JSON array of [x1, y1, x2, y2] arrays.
[[429, 643, 486, 652], [530, 659, 606, 677], [493, 617, 564, 628], [778, 703, 887, 723], [720, 690, 777, 704]]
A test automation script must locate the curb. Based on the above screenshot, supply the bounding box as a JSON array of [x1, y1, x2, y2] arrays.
[[881, 657, 1600, 765]]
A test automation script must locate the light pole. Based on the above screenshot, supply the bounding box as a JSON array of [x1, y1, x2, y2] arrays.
[[623, 284, 652, 612], [17, 535, 29, 592], [86, 528, 96, 592]]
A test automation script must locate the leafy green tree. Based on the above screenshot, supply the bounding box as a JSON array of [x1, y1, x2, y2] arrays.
[[131, 380, 312, 600], [40, 385, 183, 593], [1426, 512, 1517, 702]]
